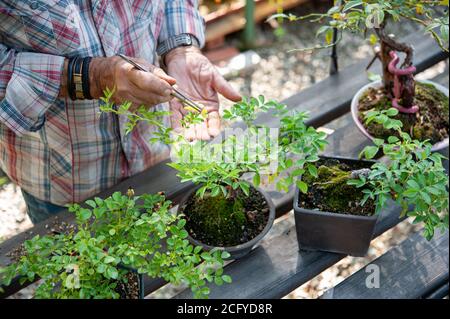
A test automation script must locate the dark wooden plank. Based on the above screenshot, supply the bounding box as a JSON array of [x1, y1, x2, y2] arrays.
[[174, 203, 410, 299], [425, 282, 449, 299], [320, 230, 449, 299], [0, 33, 447, 298]]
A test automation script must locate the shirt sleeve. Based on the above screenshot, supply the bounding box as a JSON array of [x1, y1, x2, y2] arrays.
[[0, 43, 65, 136], [158, 0, 206, 49]]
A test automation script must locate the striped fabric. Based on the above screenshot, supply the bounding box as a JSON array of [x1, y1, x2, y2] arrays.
[[0, 0, 205, 205]]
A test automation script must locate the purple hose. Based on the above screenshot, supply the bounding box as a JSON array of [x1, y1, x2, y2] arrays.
[[387, 51, 419, 114]]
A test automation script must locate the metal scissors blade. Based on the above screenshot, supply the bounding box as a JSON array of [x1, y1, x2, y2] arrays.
[[118, 54, 203, 113]]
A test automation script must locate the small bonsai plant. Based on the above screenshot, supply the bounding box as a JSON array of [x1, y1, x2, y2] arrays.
[[167, 96, 328, 256], [0, 191, 230, 299], [270, 1, 449, 145], [348, 107, 449, 240]]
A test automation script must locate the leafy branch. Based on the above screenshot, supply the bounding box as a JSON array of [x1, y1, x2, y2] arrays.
[[348, 107, 449, 240], [0, 192, 231, 299], [269, 0, 449, 52]]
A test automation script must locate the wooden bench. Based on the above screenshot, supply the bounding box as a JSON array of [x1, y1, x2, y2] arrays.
[[320, 230, 449, 299], [0, 32, 448, 299]]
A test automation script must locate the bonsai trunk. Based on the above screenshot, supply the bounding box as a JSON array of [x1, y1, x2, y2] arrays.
[[376, 26, 416, 110]]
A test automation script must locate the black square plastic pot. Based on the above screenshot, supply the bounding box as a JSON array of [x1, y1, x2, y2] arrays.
[[293, 155, 379, 257]]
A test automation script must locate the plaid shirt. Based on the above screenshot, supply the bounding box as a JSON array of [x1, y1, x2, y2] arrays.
[[0, 0, 205, 205]]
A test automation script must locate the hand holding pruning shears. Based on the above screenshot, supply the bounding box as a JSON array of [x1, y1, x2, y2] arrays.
[[163, 46, 242, 141], [118, 48, 241, 141]]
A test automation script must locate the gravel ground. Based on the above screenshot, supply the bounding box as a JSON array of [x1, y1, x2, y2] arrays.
[[0, 183, 32, 243], [1, 1, 448, 299]]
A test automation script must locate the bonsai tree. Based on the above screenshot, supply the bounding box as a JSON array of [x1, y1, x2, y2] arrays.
[[0, 191, 230, 299], [270, 1, 449, 143], [348, 107, 449, 240]]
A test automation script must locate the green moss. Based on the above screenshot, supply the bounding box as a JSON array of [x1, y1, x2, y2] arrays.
[[302, 161, 375, 216], [189, 193, 246, 244]]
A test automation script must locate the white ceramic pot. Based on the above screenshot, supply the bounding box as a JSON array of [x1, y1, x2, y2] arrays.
[[351, 80, 449, 152]]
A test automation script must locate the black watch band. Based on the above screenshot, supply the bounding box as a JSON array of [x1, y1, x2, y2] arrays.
[[157, 33, 200, 57]]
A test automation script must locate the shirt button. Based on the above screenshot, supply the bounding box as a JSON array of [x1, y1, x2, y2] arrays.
[[29, 2, 40, 10]]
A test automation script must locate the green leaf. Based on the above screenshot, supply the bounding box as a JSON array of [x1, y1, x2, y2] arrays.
[[239, 182, 250, 197], [253, 173, 261, 187], [343, 1, 363, 12], [109, 229, 116, 236], [307, 164, 318, 178], [420, 192, 432, 205], [327, 6, 341, 14], [407, 180, 420, 190], [222, 275, 232, 284], [107, 267, 118, 279], [364, 146, 379, 159], [387, 136, 399, 144], [367, 72, 382, 82], [85, 200, 96, 208], [296, 180, 308, 194], [325, 28, 334, 45], [221, 251, 231, 259], [373, 138, 384, 146], [79, 209, 92, 221], [385, 108, 399, 117]]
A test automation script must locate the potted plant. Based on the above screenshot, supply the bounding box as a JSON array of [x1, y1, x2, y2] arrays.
[[293, 155, 378, 256], [0, 191, 231, 299], [167, 97, 282, 260], [293, 107, 449, 256], [270, 0, 449, 151]]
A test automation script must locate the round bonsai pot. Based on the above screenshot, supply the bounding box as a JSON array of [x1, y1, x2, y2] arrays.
[[351, 80, 449, 153], [177, 185, 276, 260], [293, 155, 379, 257]]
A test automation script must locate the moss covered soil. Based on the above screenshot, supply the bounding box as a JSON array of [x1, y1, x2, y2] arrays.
[[358, 82, 449, 144], [299, 158, 375, 217], [180, 186, 270, 247]]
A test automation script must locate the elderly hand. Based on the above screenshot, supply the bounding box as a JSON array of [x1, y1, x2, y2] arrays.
[[89, 56, 176, 112], [164, 46, 241, 140]]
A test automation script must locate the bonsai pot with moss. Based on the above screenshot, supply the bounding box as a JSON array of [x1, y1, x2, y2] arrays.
[[293, 155, 379, 257], [351, 79, 449, 153], [177, 184, 275, 260]]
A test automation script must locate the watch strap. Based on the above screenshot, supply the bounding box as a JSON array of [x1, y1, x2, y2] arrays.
[[157, 33, 200, 57]]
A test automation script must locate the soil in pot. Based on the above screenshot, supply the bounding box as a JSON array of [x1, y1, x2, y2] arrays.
[[6, 218, 78, 263], [358, 82, 449, 145], [115, 271, 141, 299], [300, 158, 375, 217], [180, 186, 270, 247]]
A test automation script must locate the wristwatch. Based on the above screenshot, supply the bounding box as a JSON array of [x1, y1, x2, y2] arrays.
[[157, 33, 200, 57]]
